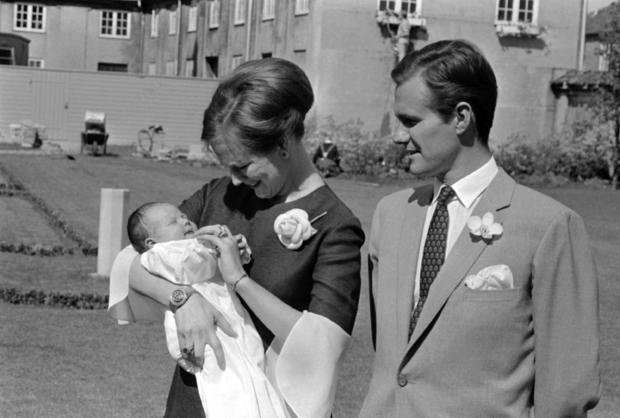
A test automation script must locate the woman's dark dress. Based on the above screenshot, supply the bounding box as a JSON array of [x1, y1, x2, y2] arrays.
[[165, 177, 364, 417]]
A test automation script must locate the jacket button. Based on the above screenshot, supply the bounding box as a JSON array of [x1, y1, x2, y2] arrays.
[[397, 374, 408, 387]]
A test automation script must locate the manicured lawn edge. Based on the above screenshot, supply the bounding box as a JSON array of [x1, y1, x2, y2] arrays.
[[0, 163, 97, 256]]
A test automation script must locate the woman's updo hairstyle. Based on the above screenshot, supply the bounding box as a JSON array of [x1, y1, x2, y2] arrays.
[[201, 58, 314, 154]]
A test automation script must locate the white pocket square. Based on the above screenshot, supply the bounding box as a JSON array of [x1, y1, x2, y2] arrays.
[[464, 264, 514, 290]]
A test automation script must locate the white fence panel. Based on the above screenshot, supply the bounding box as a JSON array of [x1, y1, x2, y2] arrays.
[[0, 66, 219, 147]]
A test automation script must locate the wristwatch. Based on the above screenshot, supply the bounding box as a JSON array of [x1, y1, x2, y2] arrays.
[[169, 287, 196, 313]]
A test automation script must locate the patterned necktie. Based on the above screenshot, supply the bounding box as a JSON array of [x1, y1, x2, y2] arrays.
[[409, 185, 455, 339]]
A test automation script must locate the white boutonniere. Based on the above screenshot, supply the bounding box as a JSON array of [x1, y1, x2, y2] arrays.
[[273, 209, 327, 250], [466, 212, 503, 242]]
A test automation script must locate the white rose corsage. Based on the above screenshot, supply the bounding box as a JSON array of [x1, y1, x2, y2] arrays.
[[273, 209, 327, 250], [466, 212, 503, 242]]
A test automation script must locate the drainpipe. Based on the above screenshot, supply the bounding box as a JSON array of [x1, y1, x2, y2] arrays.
[[245, 0, 253, 60], [176, 0, 183, 75], [138, 6, 145, 73], [83, 9, 89, 69], [577, 0, 588, 70]]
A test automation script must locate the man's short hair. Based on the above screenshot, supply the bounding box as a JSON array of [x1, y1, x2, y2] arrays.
[[391, 39, 498, 147]]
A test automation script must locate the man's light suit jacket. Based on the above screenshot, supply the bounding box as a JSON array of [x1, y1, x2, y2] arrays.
[[359, 169, 600, 418]]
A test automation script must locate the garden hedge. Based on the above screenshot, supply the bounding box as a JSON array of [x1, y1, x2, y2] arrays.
[[0, 287, 108, 310]]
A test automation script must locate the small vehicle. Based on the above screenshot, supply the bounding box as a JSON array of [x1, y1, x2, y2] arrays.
[[80, 111, 109, 155]]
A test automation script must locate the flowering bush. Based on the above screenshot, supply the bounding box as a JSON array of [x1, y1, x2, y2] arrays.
[[304, 117, 410, 177], [494, 127, 609, 184]]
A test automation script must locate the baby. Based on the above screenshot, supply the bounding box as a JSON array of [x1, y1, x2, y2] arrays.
[[126, 202, 287, 418]]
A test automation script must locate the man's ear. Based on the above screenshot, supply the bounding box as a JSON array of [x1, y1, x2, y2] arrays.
[[454, 102, 474, 135], [144, 237, 156, 249]]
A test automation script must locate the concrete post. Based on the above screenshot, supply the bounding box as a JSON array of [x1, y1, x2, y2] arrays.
[[553, 92, 570, 134], [97, 188, 130, 277]]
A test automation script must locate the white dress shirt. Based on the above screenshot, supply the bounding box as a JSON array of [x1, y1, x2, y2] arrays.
[[413, 158, 499, 306]]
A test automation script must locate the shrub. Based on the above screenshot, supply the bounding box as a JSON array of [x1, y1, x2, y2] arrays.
[[0, 287, 108, 310], [494, 127, 609, 183], [0, 242, 76, 256], [304, 117, 409, 177]]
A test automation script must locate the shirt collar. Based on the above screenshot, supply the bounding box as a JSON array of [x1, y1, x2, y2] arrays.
[[432, 157, 499, 208]]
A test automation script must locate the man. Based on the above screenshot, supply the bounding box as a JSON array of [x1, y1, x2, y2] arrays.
[[312, 138, 342, 177], [360, 40, 600, 417]]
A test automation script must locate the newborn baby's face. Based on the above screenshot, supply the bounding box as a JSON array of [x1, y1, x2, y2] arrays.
[[147, 204, 197, 242]]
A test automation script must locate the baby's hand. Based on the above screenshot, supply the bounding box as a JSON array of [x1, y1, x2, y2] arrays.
[[235, 234, 252, 265], [194, 224, 225, 237]]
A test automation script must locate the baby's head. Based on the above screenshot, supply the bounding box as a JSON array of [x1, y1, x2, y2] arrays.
[[127, 202, 197, 254]]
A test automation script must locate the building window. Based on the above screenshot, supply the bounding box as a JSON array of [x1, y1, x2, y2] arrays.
[[208, 1, 220, 29], [98, 62, 128, 72], [378, 0, 396, 12], [293, 49, 306, 69], [234, 0, 246, 25], [377, 0, 421, 16], [0, 48, 15, 65], [205, 56, 219, 78], [169, 10, 177, 35], [295, 0, 309, 15], [185, 59, 195, 77], [262, 52, 272, 59], [166, 60, 176, 76], [188, 5, 198, 32], [100, 10, 130, 39], [14, 3, 46, 32], [400, 0, 419, 15], [495, 0, 537, 24], [231, 55, 244, 70], [263, 0, 275, 20], [28, 58, 44, 68], [148, 62, 157, 75], [151, 11, 159, 37]]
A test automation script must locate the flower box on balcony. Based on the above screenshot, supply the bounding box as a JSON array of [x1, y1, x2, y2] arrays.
[[407, 16, 426, 27], [376, 10, 426, 28], [495, 22, 542, 38]]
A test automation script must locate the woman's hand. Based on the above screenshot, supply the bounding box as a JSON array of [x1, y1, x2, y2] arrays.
[[194, 224, 251, 264], [196, 225, 246, 285], [174, 293, 237, 371]]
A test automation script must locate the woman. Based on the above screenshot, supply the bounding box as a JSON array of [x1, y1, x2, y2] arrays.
[[108, 58, 364, 417]]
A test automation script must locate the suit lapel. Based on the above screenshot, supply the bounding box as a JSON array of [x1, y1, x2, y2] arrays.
[[396, 184, 433, 347], [401, 170, 516, 368]]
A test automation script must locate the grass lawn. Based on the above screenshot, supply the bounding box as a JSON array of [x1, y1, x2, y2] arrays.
[[1, 153, 618, 417]]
